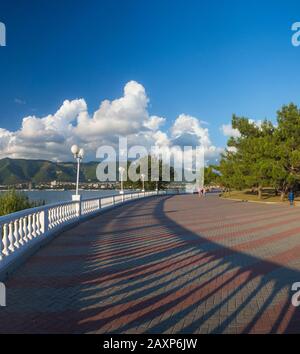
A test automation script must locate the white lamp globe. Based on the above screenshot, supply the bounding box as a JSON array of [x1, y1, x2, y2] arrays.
[[71, 145, 79, 155], [79, 148, 85, 158]]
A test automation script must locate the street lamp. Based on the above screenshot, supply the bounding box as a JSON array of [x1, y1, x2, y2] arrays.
[[71, 145, 84, 200], [119, 166, 125, 194], [141, 173, 145, 192]]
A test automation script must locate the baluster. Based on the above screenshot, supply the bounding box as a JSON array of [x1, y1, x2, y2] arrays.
[[0, 225, 2, 261], [52, 208, 56, 226], [32, 214, 37, 238], [56, 207, 60, 224], [8, 222, 14, 253], [48, 209, 51, 228], [55, 207, 58, 225], [36, 212, 41, 235], [57, 207, 59, 224], [23, 216, 28, 243], [48, 209, 52, 228], [59, 206, 63, 223], [62, 206, 65, 221], [73, 204, 76, 217], [2, 224, 9, 256], [27, 215, 32, 240], [41, 210, 47, 234], [18, 218, 24, 246], [13, 220, 20, 249]]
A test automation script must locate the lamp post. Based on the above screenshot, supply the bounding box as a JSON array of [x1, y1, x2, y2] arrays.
[[141, 173, 145, 192], [71, 145, 84, 200], [119, 166, 125, 194]]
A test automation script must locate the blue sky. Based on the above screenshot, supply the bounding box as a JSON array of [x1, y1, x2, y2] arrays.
[[0, 0, 300, 161]]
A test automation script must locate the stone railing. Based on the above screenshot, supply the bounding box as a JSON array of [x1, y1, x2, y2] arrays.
[[0, 190, 170, 274]]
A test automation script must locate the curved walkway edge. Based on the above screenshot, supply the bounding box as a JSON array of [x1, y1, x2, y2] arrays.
[[1, 194, 300, 334]]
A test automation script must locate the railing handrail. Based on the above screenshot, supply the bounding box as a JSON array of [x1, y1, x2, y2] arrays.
[[0, 190, 147, 223], [0, 190, 180, 270]]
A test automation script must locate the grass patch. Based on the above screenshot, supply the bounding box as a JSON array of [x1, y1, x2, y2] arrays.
[[221, 189, 296, 203]]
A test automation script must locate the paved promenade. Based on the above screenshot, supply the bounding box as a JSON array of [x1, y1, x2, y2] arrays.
[[1, 194, 300, 333]]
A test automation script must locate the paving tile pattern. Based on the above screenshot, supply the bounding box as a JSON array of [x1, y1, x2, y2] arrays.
[[1, 194, 300, 333]]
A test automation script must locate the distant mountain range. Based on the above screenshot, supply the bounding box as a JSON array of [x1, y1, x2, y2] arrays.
[[0, 158, 100, 185]]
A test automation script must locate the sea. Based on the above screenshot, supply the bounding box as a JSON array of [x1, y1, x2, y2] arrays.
[[0, 189, 121, 205]]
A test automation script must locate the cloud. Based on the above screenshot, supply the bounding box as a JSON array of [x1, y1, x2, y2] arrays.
[[171, 114, 211, 147], [249, 119, 263, 128], [143, 115, 165, 131], [14, 98, 26, 105], [221, 119, 264, 139], [0, 81, 222, 164], [221, 123, 241, 138]]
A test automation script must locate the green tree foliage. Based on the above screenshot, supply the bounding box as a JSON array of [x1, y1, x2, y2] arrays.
[[123, 156, 175, 190], [218, 104, 300, 199], [0, 190, 43, 216], [204, 166, 220, 186]]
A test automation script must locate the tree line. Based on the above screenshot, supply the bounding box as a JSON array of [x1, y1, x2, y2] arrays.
[[216, 103, 300, 200]]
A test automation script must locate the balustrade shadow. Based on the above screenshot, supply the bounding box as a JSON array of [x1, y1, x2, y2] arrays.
[[72, 195, 300, 334], [1, 195, 300, 333]]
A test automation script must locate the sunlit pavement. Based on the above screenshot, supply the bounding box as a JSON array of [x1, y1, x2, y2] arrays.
[[1, 194, 300, 333]]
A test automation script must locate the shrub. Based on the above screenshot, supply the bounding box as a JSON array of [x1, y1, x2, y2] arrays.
[[0, 190, 42, 216]]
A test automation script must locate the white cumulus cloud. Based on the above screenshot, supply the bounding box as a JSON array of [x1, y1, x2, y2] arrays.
[[221, 123, 241, 138], [0, 81, 223, 163]]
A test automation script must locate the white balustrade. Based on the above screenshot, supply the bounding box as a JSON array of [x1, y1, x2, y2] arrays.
[[0, 190, 172, 270]]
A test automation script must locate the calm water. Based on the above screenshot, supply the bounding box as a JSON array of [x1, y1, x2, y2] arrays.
[[1, 190, 121, 205]]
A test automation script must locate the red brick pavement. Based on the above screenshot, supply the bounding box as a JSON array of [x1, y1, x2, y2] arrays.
[[1, 194, 300, 333]]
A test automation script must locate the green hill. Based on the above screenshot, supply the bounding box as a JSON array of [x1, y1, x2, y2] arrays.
[[0, 158, 100, 185]]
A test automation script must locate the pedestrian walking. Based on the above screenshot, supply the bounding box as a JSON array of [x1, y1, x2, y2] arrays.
[[288, 190, 295, 206]]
